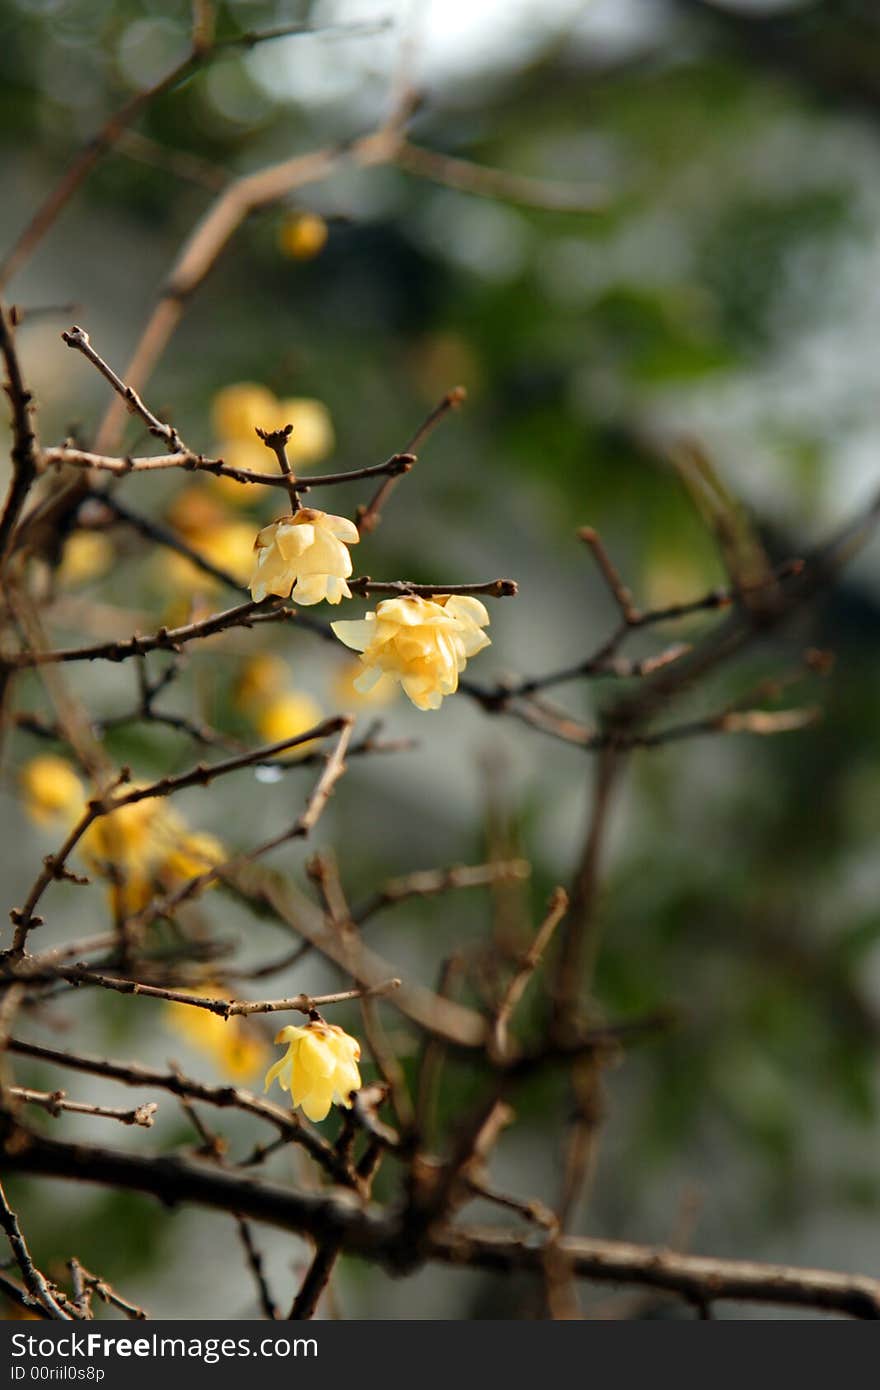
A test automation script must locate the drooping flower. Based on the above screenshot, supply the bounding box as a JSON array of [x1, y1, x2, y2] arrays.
[[250, 509, 359, 606], [264, 1021, 361, 1122], [332, 594, 491, 711], [20, 755, 84, 826]]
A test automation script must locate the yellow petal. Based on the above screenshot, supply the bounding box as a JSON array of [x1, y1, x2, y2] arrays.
[[331, 619, 374, 652], [299, 1081, 335, 1122]]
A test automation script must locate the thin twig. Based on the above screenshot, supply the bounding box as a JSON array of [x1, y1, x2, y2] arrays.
[[492, 888, 569, 1058], [357, 389, 466, 534], [0, 1178, 69, 1319], [8, 1086, 157, 1128]]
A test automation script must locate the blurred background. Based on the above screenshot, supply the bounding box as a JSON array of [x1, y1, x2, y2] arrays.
[[2, 0, 880, 1319]]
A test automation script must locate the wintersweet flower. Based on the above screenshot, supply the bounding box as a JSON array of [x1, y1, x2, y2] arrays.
[[58, 533, 114, 588], [255, 690, 323, 754], [233, 652, 290, 713], [210, 384, 335, 505], [212, 383, 279, 441], [20, 755, 84, 826], [264, 1021, 361, 1122], [250, 509, 359, 606], [166, 992, 267, 1082], [83, 804, 224, 917], [163, 519, 256, 597], [332, 594, 491, 711], [21, 754, 224, 917], [331, 658, 398, 711], [155, 814, 225, 888]]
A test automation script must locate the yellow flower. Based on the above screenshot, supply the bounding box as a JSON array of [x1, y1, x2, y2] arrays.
[[22, 755, 224, 918], [210, 385, 334, 507], [332, 594, 491, 711], [81, 797, 160, 916], [255, 690, 323, 753], [156, 823, 225, 887], [331, 658, 399, 711], [166, 994, 268, 1081], [212, 383, 280, 441], [83, 797, 222, 915], [167, 486, 229, 539], [58, 533, 114, 587], [250, 508, 359, 606], [273, 399, 334, 468], [264, 1021, 361, 1122], [163, 520, 257, 596], [279, 212, 328, 260], [20, 755, 84, 826], [233, 652, 291, 714]]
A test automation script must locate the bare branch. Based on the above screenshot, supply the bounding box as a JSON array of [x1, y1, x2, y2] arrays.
[[8, 1086, 157, 1128], [0, 1178, 70, 1319], [0, 302, 39, 570]]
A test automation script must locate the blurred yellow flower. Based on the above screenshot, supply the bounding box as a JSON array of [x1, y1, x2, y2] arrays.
[[210, 384, 334, 506], [279, 211, 328, 261], [22, 754, 224, 917], [212, 383, 279, 441], [233, 651, 291, 714], [273, 399, 334, 468], [250, 508, 359, 606], [164, 520, 256, 595], [331, 657, 398, 711], [255, 690, 323, 752], [332, 594, 491, 711], [166, 994, 268, 1081], [80, 796, 160, 916], [20, 755, 84, 826], [156, 817, 225, 887], [167, 486, 229, 539], [58, 532, 114, 587], [265, 1020, 361, 1122]]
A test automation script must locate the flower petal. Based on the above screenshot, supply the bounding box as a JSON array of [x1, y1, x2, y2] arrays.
[[331, 619, 374, 652], [300, 1081, 335, 1122]]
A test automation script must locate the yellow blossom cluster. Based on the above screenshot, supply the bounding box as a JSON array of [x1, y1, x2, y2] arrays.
[[264, 1020, 361, 1122], [212, 383, 334, 506], [233, 652, 323, 753], [20, 755, 223, 916]]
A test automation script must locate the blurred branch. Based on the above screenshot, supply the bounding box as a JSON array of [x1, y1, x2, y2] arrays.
[[492, 888, 569, 1058], [0, 302, 39, 571], [395, 141, 606, 213], [0, 13, 391, 291], [0, 1178, 69, 1320], [5, 1121, 879, 1318], [5, 1036, 348, 1182], [357, 388, 467, 534]]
